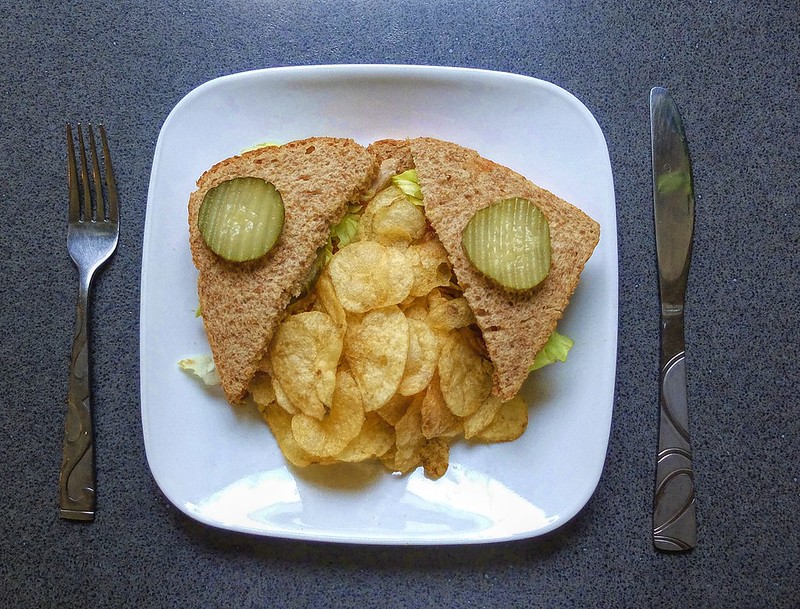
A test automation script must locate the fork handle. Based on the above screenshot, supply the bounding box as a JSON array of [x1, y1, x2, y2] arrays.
[[59, 273, 96, 520]]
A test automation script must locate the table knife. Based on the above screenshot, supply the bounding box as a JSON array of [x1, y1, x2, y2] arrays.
[[650, 86, 697, 551]]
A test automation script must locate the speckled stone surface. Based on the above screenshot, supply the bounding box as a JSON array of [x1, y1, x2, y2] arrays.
[[1, 1, 797, 607]]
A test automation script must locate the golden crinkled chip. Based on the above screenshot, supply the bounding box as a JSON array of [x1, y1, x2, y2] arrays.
[[358, 184, 427, 245], [335, 413, 395, 462], [379, 446, 397, 472], [438, 329, 493, 417], [376, 391, 414, 426], [463, 394, 503, 439], [271, 376, 298, 414], [372, 195, 427, 245], [420, 374, 462, 439], [358, 185, 404, 242], [328, 241, 414, 313], [262, 403, 333, 467], [269, 311, 342, 420], [475, 395, 529, 443], [459, 325, 490, 360], [427, 293, 476, 332], [407, 240, 452, 298], [400, 296, 429, 322], [420, 438, 450, 480], [291, 369, 366, 457], [313, 270, 347, 334], [344, 306, 409, 411], [391, 395, 425, 473], [250, 372, 276, 409], [398, 317, 441, 396]]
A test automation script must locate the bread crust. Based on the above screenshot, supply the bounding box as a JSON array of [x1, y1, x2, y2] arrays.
[[188, 138, 378, 403]]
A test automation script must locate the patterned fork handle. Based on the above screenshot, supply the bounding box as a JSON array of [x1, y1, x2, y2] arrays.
[[59, 274, 96, 520]]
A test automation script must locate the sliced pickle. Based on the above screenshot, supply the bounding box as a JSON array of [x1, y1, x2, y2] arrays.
[[462, 197, 551, 291], [198, 177, 284, 262]]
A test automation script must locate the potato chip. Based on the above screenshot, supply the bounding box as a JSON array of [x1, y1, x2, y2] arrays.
[[420, 438, 450, 479], [313, 270, 347, 333], [358, 184, 427, 245], [463, 394, 503, 439], [291, 369, 366, 457], [357, 184, 400, 238], [269, 311, 342, 420], [372, 196, 427, 245], [335, 413, 395, 462], [262, 402, 333, 467], [391, 395, 425, 473], [328, 241, 414, 313], [407, 239, 452, 298], [378, 446, 397, 472], [420, 374, 462, 439], [399, 296, 429, 322], [438, 329, 493, 417], [271, 376, 298, 414], [344, 306, 409, 411], [250, 372, 276, 409], [459, 324, 490, 360], [398, 317, 440, 396], [475, 395, 528, 442], [376, 391, 414, 426], [427, 293, 476, 331]]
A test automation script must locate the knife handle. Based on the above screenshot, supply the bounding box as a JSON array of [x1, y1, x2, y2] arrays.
[[653, 327, 696, 551]]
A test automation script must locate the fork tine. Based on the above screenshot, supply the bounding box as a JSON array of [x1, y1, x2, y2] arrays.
[[98, 125, 119, 224], [87, 125, 105, 222], [76, 124, 92, 221], [66, 124, 80, 223]]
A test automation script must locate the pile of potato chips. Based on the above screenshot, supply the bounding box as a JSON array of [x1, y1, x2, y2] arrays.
[[251, 183, 528, 478]]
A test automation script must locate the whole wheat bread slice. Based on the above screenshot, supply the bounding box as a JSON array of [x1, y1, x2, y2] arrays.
[[188, 138, 377, 404], [406, 137, 600, 400]]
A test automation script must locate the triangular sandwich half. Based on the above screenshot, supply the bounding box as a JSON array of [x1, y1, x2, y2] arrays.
[[188, 138, 377, 404], [406, 137, 600, 400]]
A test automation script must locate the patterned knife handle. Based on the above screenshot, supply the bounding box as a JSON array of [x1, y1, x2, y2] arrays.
[[59, 276, 96, 520], [653, 344, 696, 551]]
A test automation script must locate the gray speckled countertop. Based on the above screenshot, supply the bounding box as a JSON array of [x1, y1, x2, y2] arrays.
[[1, 1, 798, 607]]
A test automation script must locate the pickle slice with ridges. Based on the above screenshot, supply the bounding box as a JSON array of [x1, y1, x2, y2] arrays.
[[462, 197, 551, 290], [198, 177, 285, 262]]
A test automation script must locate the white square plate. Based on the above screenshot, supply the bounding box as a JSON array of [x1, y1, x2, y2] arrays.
[[141, 65, 618, 544]]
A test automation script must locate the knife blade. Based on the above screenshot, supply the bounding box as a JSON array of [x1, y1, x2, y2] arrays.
[[650, 86, 697, 551]]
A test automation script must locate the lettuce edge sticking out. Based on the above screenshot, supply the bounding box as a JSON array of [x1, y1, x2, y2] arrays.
[[530, 330, 574, 371]]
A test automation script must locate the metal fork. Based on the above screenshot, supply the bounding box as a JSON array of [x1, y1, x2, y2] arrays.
[[59, 124, 119, 521]]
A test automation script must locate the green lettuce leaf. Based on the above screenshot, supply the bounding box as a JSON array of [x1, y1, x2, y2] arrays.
[[241, 140, 282, 153], [391, 169, 423, 205], [530, 330, 574, 371], [178, 355, 221, 386], [331, 204, 362, 248]]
